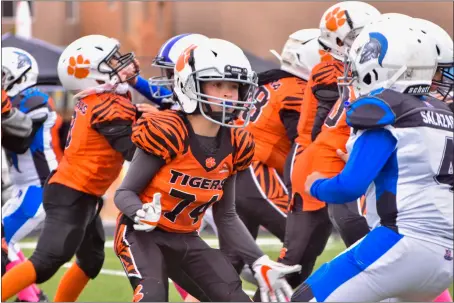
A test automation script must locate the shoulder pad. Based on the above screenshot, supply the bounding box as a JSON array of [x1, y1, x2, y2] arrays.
[[131, 110, 188, 163], [258, 69, 293, 86], [90, 93, 136, 126], [311, 60, 343, 102], [12, 89, 49, 114], [231, 128, 255, 172], [346, 95, 396, 129]]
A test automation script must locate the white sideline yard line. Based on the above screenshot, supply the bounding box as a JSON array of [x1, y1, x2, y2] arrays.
[[20, 236, 340, 251], [60, 262, 256, 296], [18, 237, 285, 250]]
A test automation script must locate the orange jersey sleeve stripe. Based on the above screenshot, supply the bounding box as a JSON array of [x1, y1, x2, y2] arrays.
[[91, 96, 136, 126]]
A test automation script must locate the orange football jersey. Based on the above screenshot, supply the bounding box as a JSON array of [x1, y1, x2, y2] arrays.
[[313, 95, 352, 153], [1, 90, 12, 115], [132, 110, 255, 233], [295, 60, 344, 149], [238, 77, 306, 173], [50, 93, 136, 197]]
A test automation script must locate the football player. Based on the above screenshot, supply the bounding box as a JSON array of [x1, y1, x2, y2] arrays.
[[295, 19, 453, 302], [1, 35, 139, 302], [1, 47, 58, 302], [280, 1, 380, 289], [114, 38, 300, 302], [227, 29, 321, 275], [411, 17, 454, 303], [127, 33, 209, 112]]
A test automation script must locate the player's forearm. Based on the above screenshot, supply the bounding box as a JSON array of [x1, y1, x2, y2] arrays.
[[132, 76, 172, 105], [114, 149, 165, 219], [213, 176, 264, 264], [311, 128, 397, 203], [2, 111, 46, 154]]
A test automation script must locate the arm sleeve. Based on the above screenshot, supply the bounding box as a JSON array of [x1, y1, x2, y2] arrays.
[[311, 89, 339, 141], [94, 121, 136, 161], [2, 106, 48, 154], [213, 175, 264, 265], [310, 128, 397, 204], [279, 109, 300, 143], [132, 76, 172, 105], [114, 148, 166, 219]]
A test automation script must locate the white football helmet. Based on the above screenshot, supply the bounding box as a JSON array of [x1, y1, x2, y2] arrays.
[[57, 35, 137, 91], [414, 18, 453, 101], [149, 33, 209, 98], [273, 28, 322, 81], [1, 47, 39, 97], [319, 1, 381, 61], [338, 20, 438, 97], [173, 38, 258, 128]]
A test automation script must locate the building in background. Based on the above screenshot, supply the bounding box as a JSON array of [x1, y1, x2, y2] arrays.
[[1, 1, 173, 76], [2, 1, 453, 73]]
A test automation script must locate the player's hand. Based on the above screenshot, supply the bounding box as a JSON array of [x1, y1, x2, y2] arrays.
[[336, 149, 349, 163], [133, 193, 161, 232], [136, 103, 158, 113], [252, 255, 301, 302], [305, 172, 328, 196], [119, 58, 140, 86]]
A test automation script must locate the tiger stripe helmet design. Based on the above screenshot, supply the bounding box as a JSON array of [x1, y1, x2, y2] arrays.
[[149, 33, 209, 99]]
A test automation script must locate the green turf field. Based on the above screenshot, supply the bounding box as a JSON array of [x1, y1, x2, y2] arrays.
[[18, 236, 453, 302]]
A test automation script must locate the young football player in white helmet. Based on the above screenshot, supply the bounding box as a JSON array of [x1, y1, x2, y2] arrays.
[[114, 38, 301, 302], [283, 1, 380, 289], [299, 18, 452, 302], [123, 34, 210, 113], [1, 47, 58, 302], [2, 35, 139, 302], [223, 29, 323, 296]]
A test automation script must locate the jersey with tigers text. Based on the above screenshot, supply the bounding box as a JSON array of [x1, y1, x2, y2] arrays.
[[49, 93, 136, 196], [132, 110, 254, 233]]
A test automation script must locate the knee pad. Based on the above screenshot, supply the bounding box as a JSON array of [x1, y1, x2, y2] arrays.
[[30, 226, 86, 283], [76, 248, 105, 279]]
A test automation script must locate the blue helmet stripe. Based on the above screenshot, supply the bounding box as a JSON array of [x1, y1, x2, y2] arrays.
[[158, 33, 192, 63]]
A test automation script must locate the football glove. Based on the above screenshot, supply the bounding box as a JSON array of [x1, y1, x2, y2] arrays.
[[252, 255, 301, 302], [133, 193, 161, 232]]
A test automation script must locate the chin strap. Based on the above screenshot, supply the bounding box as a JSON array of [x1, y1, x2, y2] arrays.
[[73, 80, 130, 100]]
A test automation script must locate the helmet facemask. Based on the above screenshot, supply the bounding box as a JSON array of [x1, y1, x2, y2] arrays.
[[97, 46, 137, 85], [181, 64, 258, 128], [432, 64, 453, 102], [149, 56, 175, 99]]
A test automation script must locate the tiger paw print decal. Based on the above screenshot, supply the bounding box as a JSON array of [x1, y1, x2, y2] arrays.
[[67, 55, 90, 79], [325, 7, 347, 31], [319, 50, 334, 62]]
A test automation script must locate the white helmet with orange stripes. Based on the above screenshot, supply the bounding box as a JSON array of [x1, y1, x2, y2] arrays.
[[173, 38, 258, 128], [319, 1, 381, 61]]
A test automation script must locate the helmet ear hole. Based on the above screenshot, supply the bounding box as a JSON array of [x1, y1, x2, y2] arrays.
[[363, 73, 372, 85]]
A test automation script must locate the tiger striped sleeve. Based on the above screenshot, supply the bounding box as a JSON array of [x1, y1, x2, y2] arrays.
[[90, 93, 137, 127], [131, 111, 188, 163], [280, 79, 307, 112], [311, 60, 344, 99], [231, 128, 255, 173]]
